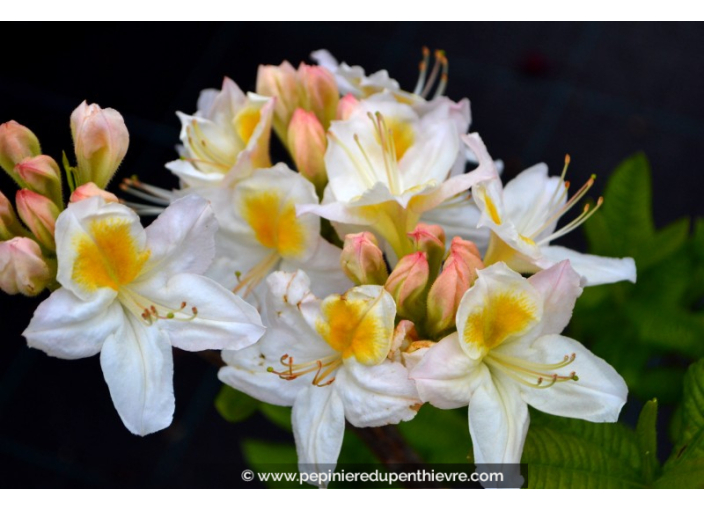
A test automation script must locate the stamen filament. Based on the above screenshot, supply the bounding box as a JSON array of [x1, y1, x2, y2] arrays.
[[233, 251, 281, 297], [413, 47, 431, 96]]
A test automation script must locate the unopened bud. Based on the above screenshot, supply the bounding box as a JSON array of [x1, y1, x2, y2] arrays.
[[408, 223, 446, 278], [15, 155, 63, 206], [426, 237, 484, 337], [256, 62, 299, 141], [15, 190, 60, 251], [336, 93, 359, 121], [385, 251, 429, 319], [70, 182, 119, 204], [0, 237, 51, 296], [0, 190, 27, 240], [340, 232, 388, 285], [71, 101, 129, 189], [288, 108, 328, 196], [0, 121, 41, 184], [297, 64, 338, 130]]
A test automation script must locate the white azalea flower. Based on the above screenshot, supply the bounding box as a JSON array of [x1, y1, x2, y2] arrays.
[[474, 161, 636, 286], [311, 47, 449, 104], [165, 77, 274, 189], [219, 271, 420, 478], [199, 164, 350, 299], [410, 261, 627, 465], [23, 195, 265, 436], [299, 94, 495, 259]]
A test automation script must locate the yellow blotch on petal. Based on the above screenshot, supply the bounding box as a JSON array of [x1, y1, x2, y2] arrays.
[[241, 190, 306, 258], [316, 293, 392, 366], [72, 219, 150, 292], [385, 118, 415, 162], [463, 291, 538, 356], [234, 106, 261, 146], [484, 192, 502, 225]]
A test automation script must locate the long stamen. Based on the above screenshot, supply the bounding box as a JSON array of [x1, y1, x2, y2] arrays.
[[329, 131, 376, 188], [119, 286, 199, 326], [432, 53, 449, 99], [267, 354, 342, 387], [413, 46, 431, 96], [187, 120, 233, 168], [538, 197, 603, 245], [487, 351, 578, 389], [233, 252, 281, 297], [421, 50, 445, 98]]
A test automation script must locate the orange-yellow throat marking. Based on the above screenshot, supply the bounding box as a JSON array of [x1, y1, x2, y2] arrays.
[[316, 294, 391, 366], [463, 292, 538, 356], [241, 190, 306, 259], [72, 219, 150, 292]]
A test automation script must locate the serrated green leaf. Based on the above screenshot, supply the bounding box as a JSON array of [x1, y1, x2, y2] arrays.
[[678, 359, 704, 447], [522, 411, 644, 488], [656, 430, 704, 488], [636, 217, 690, 270], [597, 153, 654, 257], [636, 399, 659, 485], [214, 385, 258, 423], [259, 403, 292, 432], [624, 303, 704, 359]]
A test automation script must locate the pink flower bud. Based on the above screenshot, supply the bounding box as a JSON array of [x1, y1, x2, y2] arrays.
[[15, 155, 63, 206], [256, 61, 299, 141], [340, 232, 388, 286], [69, 182, 119, 204], [70, 101, 129, 189], [426, 237, 484, 337], [297, 64, 339, 130], [0, 237, 51, 296], [407, 223, 446, 278], [287, 108, 328, 196], [385, 251, 429, 319], [336, 93, 359, 121], [15, 190, 60, 251], [0, 190, 27, 240], [0, 121, 41, 184]]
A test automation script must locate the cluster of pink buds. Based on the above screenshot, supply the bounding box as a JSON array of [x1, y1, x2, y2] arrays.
[[0, 103, 128, 296]]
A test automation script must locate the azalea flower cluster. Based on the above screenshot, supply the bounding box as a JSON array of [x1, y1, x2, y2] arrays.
[[0, 48, 636, 483]]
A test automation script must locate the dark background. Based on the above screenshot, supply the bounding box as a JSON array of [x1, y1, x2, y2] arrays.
[[1, 22, 703, 487]]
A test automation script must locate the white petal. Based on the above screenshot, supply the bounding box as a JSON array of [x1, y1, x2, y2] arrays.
[[54, 197, 146, 301], [292, 385, 345, 477], [399, 119, 459, 187], [420, 193, 490, 254], [502, 163, 563, 236], [336, 359, 420, 427], [519, 334, 627, 422], [129, 273, 264, 352], [282, 239, 352, 297], [528, 260, 583, 336], [142, 195, 217, 281], [165, 159, 225, 188], [469, 369, 529, 464], [219, 342, 304, 407], [23, 287, 121, 360], [410, 333, 483, 409], [100, 313, 174, 436], [538, 245, 637, 286]]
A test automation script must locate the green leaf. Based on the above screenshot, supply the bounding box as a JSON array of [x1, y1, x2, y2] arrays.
[[521, 410, 644, 488], [635, 399, 660, 485], [397, 405, 471, 464], [677, 359, 704, 447], [655, 360, 704, 488], [636, 217, 690, 270], [214, 385, 258, 423], [592, 153, 654, 257], [240, 439, 311, 489], [259, 403, 292, 432]]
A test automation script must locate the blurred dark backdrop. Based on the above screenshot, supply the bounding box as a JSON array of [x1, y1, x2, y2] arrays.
[[1, 22, 703, 487]]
